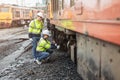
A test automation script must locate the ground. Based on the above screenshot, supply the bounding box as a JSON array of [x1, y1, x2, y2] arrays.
[[0, 27, 82, 80]]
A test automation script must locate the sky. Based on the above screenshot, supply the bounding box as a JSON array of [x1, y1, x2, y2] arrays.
[[0, 0, 42, 7]]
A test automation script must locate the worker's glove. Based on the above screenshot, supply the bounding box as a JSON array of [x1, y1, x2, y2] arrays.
[[57, 45, 60, 49], [29, 38, 33, 41], [55, 43, 57, 46]]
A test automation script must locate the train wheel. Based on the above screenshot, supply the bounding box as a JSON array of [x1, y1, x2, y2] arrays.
[[11, 21, 18, 27]]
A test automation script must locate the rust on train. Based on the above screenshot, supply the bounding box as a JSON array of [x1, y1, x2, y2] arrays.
[[46, 0, 120, 80]]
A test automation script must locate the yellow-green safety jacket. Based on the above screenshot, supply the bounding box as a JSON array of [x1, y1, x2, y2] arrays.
[[28, 19, 43, 34], [36, 38, 51, 52]]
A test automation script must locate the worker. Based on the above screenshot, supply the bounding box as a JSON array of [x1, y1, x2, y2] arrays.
[[28, 12, 44, 60], [35, 30, 60, 64]]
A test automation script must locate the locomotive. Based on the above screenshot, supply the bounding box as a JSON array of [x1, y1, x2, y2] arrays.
[[0, 4, 38, 28], [47, 0, 120, 80]]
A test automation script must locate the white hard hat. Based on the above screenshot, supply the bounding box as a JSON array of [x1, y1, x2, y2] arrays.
[[42, 30, 50, 36], [37, 12, 44, 18]]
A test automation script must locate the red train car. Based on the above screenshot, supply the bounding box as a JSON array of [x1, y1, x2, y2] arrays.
[[47, 0, 120, 80]]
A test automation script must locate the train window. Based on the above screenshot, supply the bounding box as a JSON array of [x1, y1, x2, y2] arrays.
[[0, 7, 9, 12], [25, 10, 30, 17], [53, 0, 55, 11], [52, 0, 59, 12], [59, 0, 62, 10], [52, 0, 55, 11], [55, 0, 57, 11], [56, 0, 59, 11], [62, 0, 64, 9], [15, 11, 20, 17], [70, 0, 75, 7], [64, 0, 71, 7], [54, 0, 56, 11]]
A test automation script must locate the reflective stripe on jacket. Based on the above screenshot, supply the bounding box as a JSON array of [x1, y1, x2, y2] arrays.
[[36, 38, 51, 52], [28, 19, 43, 34]]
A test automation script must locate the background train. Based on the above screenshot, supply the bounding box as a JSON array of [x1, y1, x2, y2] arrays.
[[46, 0, 120, 80], [0, 4, 39, 28]]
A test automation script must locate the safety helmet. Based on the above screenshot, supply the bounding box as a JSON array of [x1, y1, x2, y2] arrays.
[[42, 30, 50, 36], [37, 12, 44, 18]]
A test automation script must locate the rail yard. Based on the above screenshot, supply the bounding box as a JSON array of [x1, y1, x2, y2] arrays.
[[0, 0, 120, 80], [0, 27, 82, 80]]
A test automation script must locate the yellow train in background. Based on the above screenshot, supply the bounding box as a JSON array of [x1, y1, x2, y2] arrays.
[[0, 4, 39, 28]]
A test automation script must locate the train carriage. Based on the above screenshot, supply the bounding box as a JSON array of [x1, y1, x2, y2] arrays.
[[0, 4, 38, 28], [47, 0, 120, 80]]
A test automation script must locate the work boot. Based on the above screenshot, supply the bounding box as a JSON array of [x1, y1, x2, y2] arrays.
[[46, 56, 50, 61], [42, 57, 51, 63], [33, 58, 37, 62], [35, 59, 42, 65]]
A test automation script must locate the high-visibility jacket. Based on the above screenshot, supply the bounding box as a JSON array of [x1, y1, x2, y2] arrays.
[[36, 38, 51, 52], [28, 19, 43, 34]]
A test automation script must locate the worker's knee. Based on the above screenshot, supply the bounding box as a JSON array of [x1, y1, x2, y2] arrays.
[[43, 52, 50, 57], [46, 49, 53, 54]]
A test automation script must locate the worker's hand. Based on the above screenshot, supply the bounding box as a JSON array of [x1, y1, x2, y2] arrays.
[[29, 38, 33, 41], [55, 43, 57, 46], [57, 45, 60, 49], [52, 40, 56, 44]]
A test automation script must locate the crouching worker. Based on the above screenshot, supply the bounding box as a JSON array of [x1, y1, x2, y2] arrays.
[[35, 30, 59, 65]]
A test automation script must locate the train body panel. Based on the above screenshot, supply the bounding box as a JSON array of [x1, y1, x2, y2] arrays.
[[51, 20, 120, 45], [48, 0, 120, 45], [76, 33, 120, 80], [0, 5, 12, 28], [47, 0, 120, 80]]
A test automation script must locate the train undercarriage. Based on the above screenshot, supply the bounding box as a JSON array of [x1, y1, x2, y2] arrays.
[[50, 24, 120, 80], [11, 19, 30, 27], [0, 19, 30, 28]]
